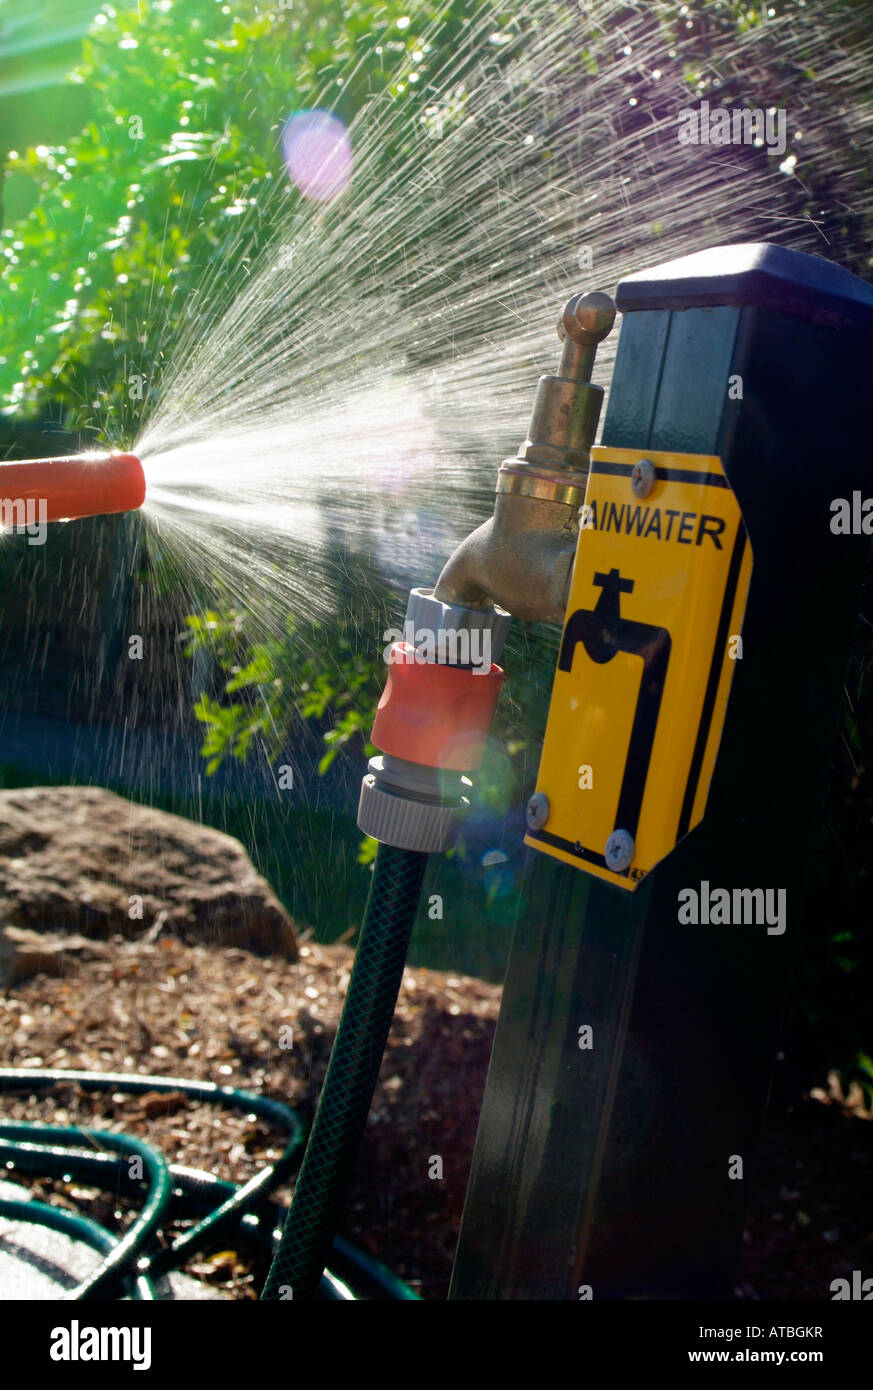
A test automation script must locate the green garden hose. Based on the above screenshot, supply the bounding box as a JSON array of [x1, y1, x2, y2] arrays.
[[0, 1063, 419, 1299], [0, 1120, 172, 1299], [261, 843, 428, 1301], [0, 1196, 157, 1300]]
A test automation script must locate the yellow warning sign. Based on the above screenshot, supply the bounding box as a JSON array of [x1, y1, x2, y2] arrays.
[[525, 447, 753, 891]]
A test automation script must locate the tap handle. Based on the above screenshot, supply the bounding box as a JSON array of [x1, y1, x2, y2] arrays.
[[557, 291, 616, 382]]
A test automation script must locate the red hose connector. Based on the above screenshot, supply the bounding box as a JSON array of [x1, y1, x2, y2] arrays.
[[371, 641, 503, 772], [0, 451, 145, 522], [359, 591, 511, 852]]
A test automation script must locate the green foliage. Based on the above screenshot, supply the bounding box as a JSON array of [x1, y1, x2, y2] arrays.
[[182, 605, 383, 776], [0, 0, 468, 428]]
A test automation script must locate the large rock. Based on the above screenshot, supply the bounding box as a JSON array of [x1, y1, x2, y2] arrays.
[[0, 786, 298, 960]]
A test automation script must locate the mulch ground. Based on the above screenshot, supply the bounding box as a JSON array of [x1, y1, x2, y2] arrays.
[[0, 934, 869, 1300]]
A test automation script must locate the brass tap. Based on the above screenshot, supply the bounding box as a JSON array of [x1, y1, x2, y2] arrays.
[[433, 290, 616, 624]]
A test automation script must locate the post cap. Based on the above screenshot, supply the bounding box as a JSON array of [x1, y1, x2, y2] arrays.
[[615, 242, 873, 335]]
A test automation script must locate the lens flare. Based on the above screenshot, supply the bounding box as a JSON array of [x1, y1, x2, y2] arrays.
[[282, 110, 352, 202]]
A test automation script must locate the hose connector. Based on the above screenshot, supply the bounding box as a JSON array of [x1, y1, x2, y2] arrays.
[[357, 589, 511, 852], [0, 452, 145, 523]]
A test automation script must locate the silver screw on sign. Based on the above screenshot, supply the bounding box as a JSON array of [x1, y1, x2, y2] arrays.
[[631, 458, 656, 498], [605, 829, 634, 872], [526, 793, 550, 831]]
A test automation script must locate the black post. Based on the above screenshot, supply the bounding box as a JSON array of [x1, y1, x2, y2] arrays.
[[449, 244, 873, 1300]]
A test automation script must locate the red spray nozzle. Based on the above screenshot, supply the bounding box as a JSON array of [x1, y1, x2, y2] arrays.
[[0, 451, 145, 523]]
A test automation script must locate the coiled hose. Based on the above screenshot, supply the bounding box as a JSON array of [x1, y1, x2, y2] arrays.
[[0, 1041, 418, 1298], [261, 843, 428, 1300]]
